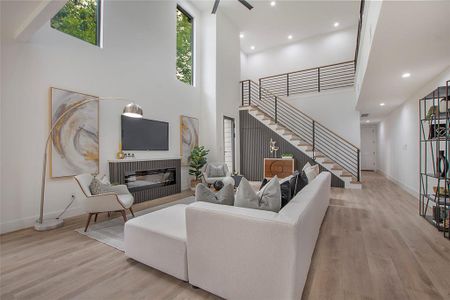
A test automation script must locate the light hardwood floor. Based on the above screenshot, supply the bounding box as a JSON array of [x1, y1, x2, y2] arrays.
[[1, 172, 449, 299]]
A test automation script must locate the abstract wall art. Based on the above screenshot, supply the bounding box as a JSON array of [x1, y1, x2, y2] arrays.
[[50, 88, 99, 177], [180, 115, 199, 165]]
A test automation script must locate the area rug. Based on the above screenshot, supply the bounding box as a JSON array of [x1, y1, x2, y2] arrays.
[[75, 196, 195, 251]]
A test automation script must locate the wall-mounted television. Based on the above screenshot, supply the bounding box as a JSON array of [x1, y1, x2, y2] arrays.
[[121, 115, 169, 151]]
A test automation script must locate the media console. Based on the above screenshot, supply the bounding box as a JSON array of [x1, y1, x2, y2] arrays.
[[109, 158, 181, 203]]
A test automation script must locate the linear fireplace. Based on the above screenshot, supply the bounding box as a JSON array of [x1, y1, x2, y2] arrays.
[[125, 168, 176, 193], [109, 159, 181, 203]]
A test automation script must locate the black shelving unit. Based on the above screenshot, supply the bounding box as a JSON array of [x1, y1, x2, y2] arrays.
[[419, 80, 450, 239]]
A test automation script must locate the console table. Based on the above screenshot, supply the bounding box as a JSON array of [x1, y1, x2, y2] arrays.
[[263, 158, 295, 179], [109, 158, 181, 203]]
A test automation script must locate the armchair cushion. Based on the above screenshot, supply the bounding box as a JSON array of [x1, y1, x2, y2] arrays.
[[118, 194, 134, 209], [207, 164, 226, 177]]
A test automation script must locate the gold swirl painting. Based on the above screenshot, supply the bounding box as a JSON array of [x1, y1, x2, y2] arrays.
[[50, 88, 99, 178], [180, 115, 199, 166]]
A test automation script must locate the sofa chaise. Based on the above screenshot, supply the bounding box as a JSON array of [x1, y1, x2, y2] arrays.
[[124, 172, 331, 299]]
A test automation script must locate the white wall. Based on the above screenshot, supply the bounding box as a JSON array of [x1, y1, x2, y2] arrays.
[[354, 0, 382, 103], [286, 88, 360, 147], [0, 0, 242, 233], [242, 27, 357, 81], [377, 66, 450, 197], [216, 13, 241, 172]]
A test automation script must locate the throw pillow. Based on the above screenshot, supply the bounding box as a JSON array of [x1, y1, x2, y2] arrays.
[[234, 177, 281, 212], [296, 171, 308, 194], [280, 179, 292, 208], [289, 171, 299, 197], [208, 164, 226, 177], [302, 162, 312, 172], [89, 178, 111, 195], [259, 178, 269, 190], [305, 166, 319, 183], [195, 183, 234, 206]]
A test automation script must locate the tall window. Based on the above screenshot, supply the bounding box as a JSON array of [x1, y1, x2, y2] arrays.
[[176, 6, 194, 85], [51, 0, 101, 46]]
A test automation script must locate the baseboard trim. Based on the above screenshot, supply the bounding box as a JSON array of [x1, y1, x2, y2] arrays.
[[376, 169, 419, 198], [0, 206, 84, 235]]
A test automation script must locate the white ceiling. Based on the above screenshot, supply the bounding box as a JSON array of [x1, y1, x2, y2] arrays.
[[356, 1, 450, 123], [191, 0, 360, 54]]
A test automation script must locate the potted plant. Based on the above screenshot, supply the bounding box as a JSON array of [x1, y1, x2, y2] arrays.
[[188, 146, 209, 190], [281, 152, 294, 159]]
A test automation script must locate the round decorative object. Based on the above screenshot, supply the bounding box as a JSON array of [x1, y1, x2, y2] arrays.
[[213, 180, 224, 191]]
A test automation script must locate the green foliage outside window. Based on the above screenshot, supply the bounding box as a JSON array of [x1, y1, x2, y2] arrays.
[[176, 7, 193, 85], [51, 0, 99, 46]]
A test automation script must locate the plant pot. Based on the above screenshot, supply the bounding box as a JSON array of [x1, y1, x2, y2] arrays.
[[191, 179, 202, 191]]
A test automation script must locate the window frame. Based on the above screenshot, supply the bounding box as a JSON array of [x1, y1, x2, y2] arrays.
[[176, 4, 195, 86], [50, 0, 103, 47]]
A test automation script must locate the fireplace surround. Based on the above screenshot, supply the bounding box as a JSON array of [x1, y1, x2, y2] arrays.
[[109, 159, 181, 203]]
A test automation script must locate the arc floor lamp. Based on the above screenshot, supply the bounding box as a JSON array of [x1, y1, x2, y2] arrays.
[[34, 98, 143, 231]]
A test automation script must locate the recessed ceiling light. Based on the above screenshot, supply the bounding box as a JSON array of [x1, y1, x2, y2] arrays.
[[270, 1, 276, 7], [380, 102, 385, 106], [334, 22, 340, 27], [250, 46, 255, 50], [366, 120, 370, 123], [288, 35, 293, 40], [402, 72, 411, 78], [240, 33, 244, 39]]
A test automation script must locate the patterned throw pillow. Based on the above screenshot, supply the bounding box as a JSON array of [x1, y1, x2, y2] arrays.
[[89, 178, 108, 195]]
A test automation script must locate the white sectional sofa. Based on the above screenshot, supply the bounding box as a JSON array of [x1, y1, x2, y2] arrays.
[[125, 172, 331, 299]]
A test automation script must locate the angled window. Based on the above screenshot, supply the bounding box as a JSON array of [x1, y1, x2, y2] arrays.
[[51, 0, 101, 46], [176, 5, 194, 85]]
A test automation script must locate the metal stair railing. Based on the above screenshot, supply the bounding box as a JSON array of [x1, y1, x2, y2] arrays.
[[241, 79, 360, 182]]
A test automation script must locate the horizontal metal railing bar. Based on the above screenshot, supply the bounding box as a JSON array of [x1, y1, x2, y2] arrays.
[[321, 83, 354, 90], [277, 107, 313, 130], [315, 124, 359, 150], [240, 79, 360, 153], [278, 107, 312, 130], [277, 103, 313, 124], [314, 149, 357, 175], [315, 132, 358, 154], [279, 109, 312, 130], [315, 139, 358, 162], [320, 76, 354, 83], [315, 143, 357, 168], [258, 60, 355, 80], [320, 71, 354, 79], [277, 117, 314, 141]]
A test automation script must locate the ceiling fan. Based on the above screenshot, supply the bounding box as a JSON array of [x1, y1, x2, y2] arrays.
[[211, 0, 254, 14]]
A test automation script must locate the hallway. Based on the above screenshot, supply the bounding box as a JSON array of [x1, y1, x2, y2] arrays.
[[303, 171, 450, 299]]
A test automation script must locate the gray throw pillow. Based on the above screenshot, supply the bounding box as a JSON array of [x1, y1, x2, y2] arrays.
[[208, 164, 226, 177], [234, 177, 281, 212], [195, 183, 234, 206]]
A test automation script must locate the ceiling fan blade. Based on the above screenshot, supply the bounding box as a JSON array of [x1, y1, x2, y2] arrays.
[[211, 0, 220, 14], [238, 0, 253, 10]]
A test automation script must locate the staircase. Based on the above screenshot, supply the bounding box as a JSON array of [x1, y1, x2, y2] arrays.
[[240, 61, 361, 189]]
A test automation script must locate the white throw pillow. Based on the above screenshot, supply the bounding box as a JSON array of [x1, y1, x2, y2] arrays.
[[304, 164, 320, 183], [234, 177, 281, 212], [302, 162, 312, 172]]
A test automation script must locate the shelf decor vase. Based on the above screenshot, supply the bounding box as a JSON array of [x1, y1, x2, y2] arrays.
[[436, 150, 449, 178]]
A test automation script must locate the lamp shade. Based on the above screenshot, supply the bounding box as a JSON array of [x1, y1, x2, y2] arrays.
[[122, 103, 143, 118]]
